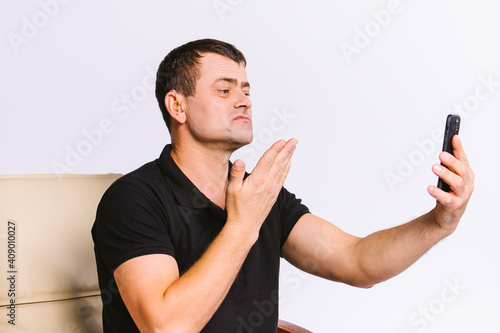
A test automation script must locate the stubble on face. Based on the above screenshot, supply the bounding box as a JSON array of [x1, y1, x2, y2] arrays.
[[183, 53, 253, 152]]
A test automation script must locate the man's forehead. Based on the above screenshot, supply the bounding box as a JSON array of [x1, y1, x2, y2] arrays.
[[199, 53, 247, 82]]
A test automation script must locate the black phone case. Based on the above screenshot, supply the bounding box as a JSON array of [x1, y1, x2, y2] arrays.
[[437, 114, 461, 192]]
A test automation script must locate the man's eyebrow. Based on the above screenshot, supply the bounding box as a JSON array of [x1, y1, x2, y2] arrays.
[[214, 77, 250, 89]]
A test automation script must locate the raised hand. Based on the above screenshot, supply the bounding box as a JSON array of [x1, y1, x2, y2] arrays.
[[427, 135, 475, 233], [225, 139, 297, 238]]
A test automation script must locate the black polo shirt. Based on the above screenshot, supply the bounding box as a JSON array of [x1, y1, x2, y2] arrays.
[[91, 144, 309, 332]]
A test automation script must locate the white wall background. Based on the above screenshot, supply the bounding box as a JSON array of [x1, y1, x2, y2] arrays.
[[2, 0, 499, 332]]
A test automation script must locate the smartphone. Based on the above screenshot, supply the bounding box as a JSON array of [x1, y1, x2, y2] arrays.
[[437, 114, 461, 192]]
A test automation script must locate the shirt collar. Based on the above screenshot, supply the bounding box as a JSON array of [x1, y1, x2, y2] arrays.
[[157, 144, 232, 210]]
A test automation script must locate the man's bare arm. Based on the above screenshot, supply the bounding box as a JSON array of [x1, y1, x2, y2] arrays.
[[282, 135, 474, 288], [114, 139, 297, 333]]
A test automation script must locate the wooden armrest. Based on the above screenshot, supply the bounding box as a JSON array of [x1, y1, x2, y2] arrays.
[[277, 319, 312, 333]]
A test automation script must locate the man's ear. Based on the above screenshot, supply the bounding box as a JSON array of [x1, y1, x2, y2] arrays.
[[165, 90, 186, 124]]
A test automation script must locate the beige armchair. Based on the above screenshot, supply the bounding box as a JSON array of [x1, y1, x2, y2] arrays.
[[0, 174, 121, 333], [0, 174, 310, 332]]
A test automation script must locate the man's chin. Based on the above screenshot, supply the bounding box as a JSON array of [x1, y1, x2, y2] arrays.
[[233, 137, 252, 149], [228, 134, 253, 151]]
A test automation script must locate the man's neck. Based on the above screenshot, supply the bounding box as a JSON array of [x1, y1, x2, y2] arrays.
[[170, 138, 234, 210]]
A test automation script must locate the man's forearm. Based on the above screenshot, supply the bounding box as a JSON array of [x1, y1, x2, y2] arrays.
[[350, 209, 451, 287], [157, 222, 258, 332], [117, 215, 266, 332]]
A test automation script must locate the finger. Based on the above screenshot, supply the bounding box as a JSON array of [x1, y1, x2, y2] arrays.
[[268, 139, 297, 179], [252, 140, 286, 178], [228, 159, 246, 190], [432, 163, 465, 195], [427, 184, 455, 208], [278, 159, 292, 190], [451, 135, 469, 165], [451, 135, 475, 184], [277, 145, 294, 188], [439, 152, 468, 179]]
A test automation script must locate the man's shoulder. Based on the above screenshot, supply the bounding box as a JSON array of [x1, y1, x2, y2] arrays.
[[104, 159, 165, 200], [93, 158, 171, 232]]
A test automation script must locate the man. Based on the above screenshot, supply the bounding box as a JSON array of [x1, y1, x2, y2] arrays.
[[92, 39, 474, 332]]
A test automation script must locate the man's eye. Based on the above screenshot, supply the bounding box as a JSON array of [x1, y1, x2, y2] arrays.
[[219, 90, 229, 94]]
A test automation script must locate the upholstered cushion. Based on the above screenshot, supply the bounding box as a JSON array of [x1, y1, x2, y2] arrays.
[[0, 174, 121, 332]]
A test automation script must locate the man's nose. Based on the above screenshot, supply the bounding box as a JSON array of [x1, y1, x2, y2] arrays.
[[233, 89, 252, 109]]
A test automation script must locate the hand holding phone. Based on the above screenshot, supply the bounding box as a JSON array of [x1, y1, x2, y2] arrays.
[[437, 114, 461, 192]]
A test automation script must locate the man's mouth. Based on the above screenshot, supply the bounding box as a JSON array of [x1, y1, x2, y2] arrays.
[[234, 115, 251, 122]]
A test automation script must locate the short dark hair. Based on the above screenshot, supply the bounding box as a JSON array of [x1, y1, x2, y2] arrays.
[[155, 39, 247, 131]]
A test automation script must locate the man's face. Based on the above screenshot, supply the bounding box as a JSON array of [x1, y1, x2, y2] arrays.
[[183, 52, 252, 150]]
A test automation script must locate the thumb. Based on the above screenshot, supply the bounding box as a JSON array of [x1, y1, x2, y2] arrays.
[[229, 159, 246, 185]]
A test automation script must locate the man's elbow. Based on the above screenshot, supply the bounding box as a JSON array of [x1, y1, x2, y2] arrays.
[[347, 279, 376, 289], [342, 271, 379, 289], [134, 311, 200, 333], [355, 282, 375, 289], [145, 321, 195, 333]]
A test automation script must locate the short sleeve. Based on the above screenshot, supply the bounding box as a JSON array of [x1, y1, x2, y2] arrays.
[[277, 187, 310, 248], [92, 180, 175, 272]]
